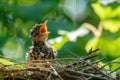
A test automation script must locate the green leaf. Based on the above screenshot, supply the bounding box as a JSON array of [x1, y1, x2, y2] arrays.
[[85, 37, 99, 52], [99, 58, 120, 73], [86, 37, 120, 61], [103, 20, 120, 33], [101, 58, 120, 73], [97, 37, 120, 58], [14, 64, 23, 68], [111, 58, 120, 73], [92, 2, 120, 20], [92, 2, 110, 20], [49, 34, 69, 50], [0, 59, 14, 65], [0, 59, 23, 68], [110, 6, 120, 18]]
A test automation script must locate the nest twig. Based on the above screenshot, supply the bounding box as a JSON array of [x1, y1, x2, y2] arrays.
[[0, 49, 120, 80]]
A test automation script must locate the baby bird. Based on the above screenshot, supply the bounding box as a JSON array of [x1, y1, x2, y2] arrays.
[[26, 20, 56, 64]]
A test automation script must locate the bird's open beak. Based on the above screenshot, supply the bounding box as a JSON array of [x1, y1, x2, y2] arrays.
[[40, 20, 50, 35]]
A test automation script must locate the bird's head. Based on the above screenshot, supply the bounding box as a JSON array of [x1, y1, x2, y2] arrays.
[[30, 20, 50, 42]]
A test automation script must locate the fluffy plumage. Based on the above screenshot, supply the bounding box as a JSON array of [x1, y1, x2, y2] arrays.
[[26, 20, 56, 63]]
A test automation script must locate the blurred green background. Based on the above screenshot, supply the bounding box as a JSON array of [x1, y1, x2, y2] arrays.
[[0, 0, 120, 71]]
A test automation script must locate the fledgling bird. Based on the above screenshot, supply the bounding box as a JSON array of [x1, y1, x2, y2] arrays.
[[26, 20, 56, 64]]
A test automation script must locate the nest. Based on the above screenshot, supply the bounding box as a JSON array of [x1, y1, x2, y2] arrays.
[[0, 49, 120, 80]]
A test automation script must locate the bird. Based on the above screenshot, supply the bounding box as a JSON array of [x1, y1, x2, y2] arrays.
[[26, 20, 56, 65]]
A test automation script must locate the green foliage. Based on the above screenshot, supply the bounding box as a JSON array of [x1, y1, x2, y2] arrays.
[[86, 1, 120, 59], [85, 1, 120, 72], [51, 34, 69, 50], [0, 59, 23, 68], [100, 57, 120, 73], [111, 58, 120, 72], [103, 20, 120, 33], [0, 59, 13, 65], [92, 1, 120, 33]]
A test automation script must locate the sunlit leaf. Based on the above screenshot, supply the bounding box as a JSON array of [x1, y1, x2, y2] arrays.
[[100, 58, 120, 73], [86, 37, 120, 60], [110, 6, 120, 18], [0, 59, 23, 68], [85, 37, 99, 52], [92, 1, 120, 20], [49, 34, 69, 50], [0, 59, 14, 65], [103, 20, 120, 33], [110, 58, 120, 72], [98, 37, 120, 58], [99, 61, 119, 76], [14, 64, 23, 68], [92, 2, 110, 20]]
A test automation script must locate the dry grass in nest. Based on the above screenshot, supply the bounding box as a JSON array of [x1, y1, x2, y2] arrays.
[[0, 49, 120, 80]]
